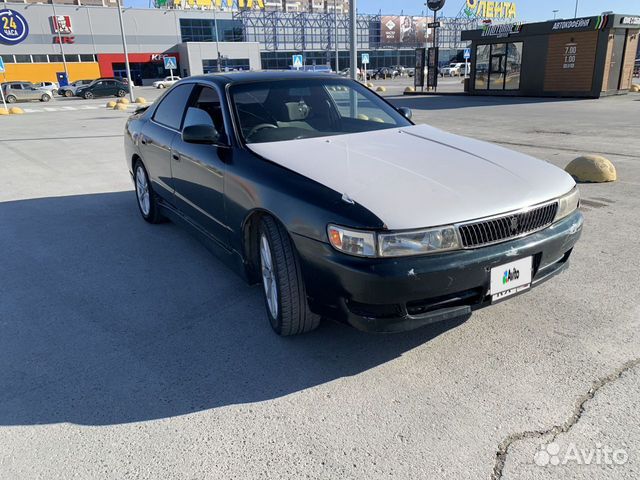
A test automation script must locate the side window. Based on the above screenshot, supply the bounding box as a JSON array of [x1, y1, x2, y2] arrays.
[[186, 86, 226, 138], [153, 84, 194, 130], [12, 84, 22, 90]]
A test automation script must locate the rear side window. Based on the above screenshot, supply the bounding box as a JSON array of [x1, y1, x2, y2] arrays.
[[153, 84, 194, 131]]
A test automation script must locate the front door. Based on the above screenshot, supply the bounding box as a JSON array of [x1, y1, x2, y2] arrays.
[[170, 84, 229, 244], [607, 31, 627, 92]]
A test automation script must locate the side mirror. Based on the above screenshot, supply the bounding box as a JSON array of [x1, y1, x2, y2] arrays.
[[398, 107, 412, 120], [182, 124, 220, 144]]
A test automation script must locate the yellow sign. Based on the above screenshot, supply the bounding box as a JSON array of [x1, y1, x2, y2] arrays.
[[465, 0, 517, 19], [172, 0, 264, 8]]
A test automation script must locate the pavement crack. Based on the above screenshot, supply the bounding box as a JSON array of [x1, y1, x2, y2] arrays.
[[491, 357, 640, 480]]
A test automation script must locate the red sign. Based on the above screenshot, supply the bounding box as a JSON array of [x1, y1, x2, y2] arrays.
[[53, 36, 75, 44]]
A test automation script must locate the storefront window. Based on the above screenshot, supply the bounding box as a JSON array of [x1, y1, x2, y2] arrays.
[[475, 42, 523, 91], [474, 45, 490, 90], [505, 42, 523, 90]]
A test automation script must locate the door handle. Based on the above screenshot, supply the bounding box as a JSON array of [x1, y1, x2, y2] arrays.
[[140, 137, 148, 145], [172, 153, 181, 161]]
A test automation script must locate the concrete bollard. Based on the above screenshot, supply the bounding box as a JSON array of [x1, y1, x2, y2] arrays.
[[9, 107, 24, 115], [565, 155, 617, 183], [117, 98, 130, 105], [106, 101, 117, 109]]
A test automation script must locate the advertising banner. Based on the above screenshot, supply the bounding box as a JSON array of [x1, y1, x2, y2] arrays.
[[381, 16, 432, 46]]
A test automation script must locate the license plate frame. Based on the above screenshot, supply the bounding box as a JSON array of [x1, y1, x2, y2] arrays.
[[490, 256, 533, 303]]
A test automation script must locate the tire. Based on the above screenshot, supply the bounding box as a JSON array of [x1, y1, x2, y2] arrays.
[[133, 160, 164, 224], [6, 95, 16, 104], [52, 89, 58, 96], [258, 216, 320, 336], [159, 84, 165, 89], [64, 90, 73, 97], [83, 91, 93, 99], [41, 94, 50, 102], [117, 90, 126, 97]]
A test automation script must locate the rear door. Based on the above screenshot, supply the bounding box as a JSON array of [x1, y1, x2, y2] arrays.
[[170, 84, 230, 244], [23, 83, 38, 101], [139, 83, 195, 203]]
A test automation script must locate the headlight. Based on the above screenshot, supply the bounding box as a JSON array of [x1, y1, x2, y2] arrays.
[[327, 225, 376, 257], [554, 187, 580, 222], [378, 226, 461, 257], [327, 224, 462, 258]]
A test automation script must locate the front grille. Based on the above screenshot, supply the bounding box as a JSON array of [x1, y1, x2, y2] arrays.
[[458, 202, 558, 248]]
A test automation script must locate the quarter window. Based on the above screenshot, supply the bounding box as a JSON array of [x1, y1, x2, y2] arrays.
[[153, 84, 194, 131]]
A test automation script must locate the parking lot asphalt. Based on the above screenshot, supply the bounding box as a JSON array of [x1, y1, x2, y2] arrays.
[[1, 86, 639, 480]]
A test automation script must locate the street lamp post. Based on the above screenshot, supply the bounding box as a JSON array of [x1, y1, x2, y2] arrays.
[[574, 0, 579, 18], [349, 0, 356, 81], [51, 0, 69, 84], [115, 0, 135, 102], [213, 6, 221, 72], [334, 0, 339, 73], [553, 9, 559, 19]]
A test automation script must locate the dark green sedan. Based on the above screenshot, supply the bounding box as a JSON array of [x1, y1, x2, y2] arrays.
[[75, 79, 130, 99]]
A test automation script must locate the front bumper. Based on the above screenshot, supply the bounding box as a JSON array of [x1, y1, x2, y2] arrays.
[[293, 210, 583, 332]]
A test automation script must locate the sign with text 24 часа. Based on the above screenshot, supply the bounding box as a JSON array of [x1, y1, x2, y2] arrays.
[[0, 9, 29, 45]]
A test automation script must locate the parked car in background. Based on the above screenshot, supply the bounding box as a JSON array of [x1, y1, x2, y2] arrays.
[[1, 82, 53, 103], [58, 79, 94, 97], [391, 65, 407, 76], [36, 81, 59, 96], [75, 78, 130, 99], [441, 63, 468, 77], [368, 67, 399, 80], [153, 76, 181, 89], [124, 71, 583, 336]]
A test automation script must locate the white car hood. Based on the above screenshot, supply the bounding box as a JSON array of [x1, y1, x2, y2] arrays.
[[248, 124, 576, 230]]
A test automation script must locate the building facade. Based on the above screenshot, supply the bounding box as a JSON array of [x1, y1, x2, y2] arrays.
[[0, 1, 473, 84], [462, 14, 640, 98]]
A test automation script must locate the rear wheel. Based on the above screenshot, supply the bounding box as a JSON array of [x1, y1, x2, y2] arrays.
[[40, 94, 50, 102], [6, 95, 16, 104], [52, 89, 58, 96], [117, 90, 126, 97], [134, 160, 164, 224], [258, 216, 320, 336], [64, 90, 73, 97]]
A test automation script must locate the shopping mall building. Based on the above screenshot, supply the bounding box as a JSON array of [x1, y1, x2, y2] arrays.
[[0, 0, 475, 84]]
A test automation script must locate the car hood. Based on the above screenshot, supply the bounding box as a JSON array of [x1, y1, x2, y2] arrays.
[[248, 124, 576, 230]]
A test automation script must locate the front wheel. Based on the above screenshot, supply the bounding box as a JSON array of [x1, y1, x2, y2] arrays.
[[259, 216, 320, 336], [159, 84, 165, 89], [134, 160, 164, 224], [64, 90, 73, 97], [117, 90, 126, 97], [83, 91, 93, 99]]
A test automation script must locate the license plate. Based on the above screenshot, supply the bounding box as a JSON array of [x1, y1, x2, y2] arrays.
[[490, 256, 532, 303]]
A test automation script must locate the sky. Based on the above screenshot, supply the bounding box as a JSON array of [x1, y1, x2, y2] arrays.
[[124, 0, 639, 20]]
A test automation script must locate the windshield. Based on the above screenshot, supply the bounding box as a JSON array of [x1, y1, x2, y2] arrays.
[[230, 78, 412, 144]]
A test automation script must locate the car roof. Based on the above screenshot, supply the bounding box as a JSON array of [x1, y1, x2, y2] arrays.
[[186, 70, 341, 87]]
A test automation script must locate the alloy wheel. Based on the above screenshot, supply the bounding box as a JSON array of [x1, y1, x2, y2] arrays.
[[260, 233, 278, 319], [135, 165, 151, 217]]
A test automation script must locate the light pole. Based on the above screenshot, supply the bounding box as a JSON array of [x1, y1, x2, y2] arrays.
[[553, 9, 559, 19], [334, 0, 339, 73], [115, 0, 135, 102], [349, 0, 356, 81], [51, 0, 69, 84], [213, 5, 221, 72], [574, 0, 579, 18]]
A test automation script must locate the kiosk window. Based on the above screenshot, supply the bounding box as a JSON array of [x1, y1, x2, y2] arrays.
[[475, 45, 490, 90], [475, 42, 523, 91]]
